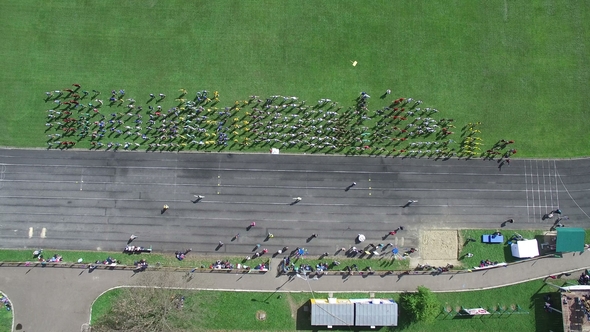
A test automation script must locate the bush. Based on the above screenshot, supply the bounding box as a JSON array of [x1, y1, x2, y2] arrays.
[[399, 286, 439, 324]]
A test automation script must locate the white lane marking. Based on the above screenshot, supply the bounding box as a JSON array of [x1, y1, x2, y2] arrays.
[[524, 160, 529, 223], [536, 160, 542, 219], [529, 160, 535, 221], [0, 165, 6, 189], [554, 160, 559, 207], [548, 160, 553, 210], [40, 227, 47, 238], [542, 159, 548, 211], [28, 227, 33, 238], [556, 169, 590, 220], [0, 162, 539, 176]]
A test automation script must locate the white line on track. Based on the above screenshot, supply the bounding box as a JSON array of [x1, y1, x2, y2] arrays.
[[541, 161, 553, 209], [0, 162, 531, 177], [529, 160, 535, 221], [554, 160, 559, 207], [174, 155, 178, 195], [547, 160, 559, 206], [535, 160, 547, 216], [523, 162, 531, 222]]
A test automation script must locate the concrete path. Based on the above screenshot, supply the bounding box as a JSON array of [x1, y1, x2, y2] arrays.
[[1, 250, 589, 332]]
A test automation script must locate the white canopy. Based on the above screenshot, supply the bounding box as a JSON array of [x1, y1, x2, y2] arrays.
[[510, 239, 539, 258]]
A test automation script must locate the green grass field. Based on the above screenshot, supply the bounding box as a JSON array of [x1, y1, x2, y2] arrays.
[[0, 248, 408, 272], [458, 229, 551, 268], [1, 1, 589, 157], [0, 292, 11, 332], [91, 279, 566, 331]]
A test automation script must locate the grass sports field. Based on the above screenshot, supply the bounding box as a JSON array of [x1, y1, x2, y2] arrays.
[[1, 1, 589, 157], [91, 279, 565, 331]]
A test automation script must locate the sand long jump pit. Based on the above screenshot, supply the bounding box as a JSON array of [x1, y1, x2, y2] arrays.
[[419, 230, 459, 262]]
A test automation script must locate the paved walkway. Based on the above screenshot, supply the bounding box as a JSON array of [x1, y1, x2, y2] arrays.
[[1, 251, 589, 332]]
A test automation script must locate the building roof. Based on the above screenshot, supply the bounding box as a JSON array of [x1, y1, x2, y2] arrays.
[[355, 301, 398, 326], [311, 298, 398, 327], [556, 228, 586, 252], [311, 299, 354, 326]]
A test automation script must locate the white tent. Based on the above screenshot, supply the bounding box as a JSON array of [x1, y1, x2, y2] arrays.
[[510, 239, 539, 258]]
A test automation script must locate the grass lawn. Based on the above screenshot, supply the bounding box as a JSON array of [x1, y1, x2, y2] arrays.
[[398, 279, 565, 332], [0, 248, 270, 271], [288, 254, 409, 273], [458, 229, 552, 269], [0, 248, 408, 272], [1, 1, 590, 157], [91, 279, 565, 331], [0, 292, 11, 332], [90, 288, 122, 327], [459, 229, 590, 269]]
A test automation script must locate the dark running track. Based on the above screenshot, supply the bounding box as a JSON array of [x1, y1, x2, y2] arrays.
[[0, 148, 589, 255]]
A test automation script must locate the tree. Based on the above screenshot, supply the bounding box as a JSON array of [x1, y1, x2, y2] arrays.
[[399, 286, 439, 324], [92, 272, 202, 332]]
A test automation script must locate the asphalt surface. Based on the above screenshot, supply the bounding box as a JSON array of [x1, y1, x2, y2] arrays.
[[2, 251, 590, 332], [0, 148, 589, 331], [0, 149, 589, 257]]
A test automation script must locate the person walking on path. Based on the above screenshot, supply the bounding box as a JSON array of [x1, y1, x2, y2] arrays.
[[403, 200, 417, 208], [388, 227, 404, 236], [128, 234, 138, 244], [346, 182, 357, 191], [162, 204, 169, 213]]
